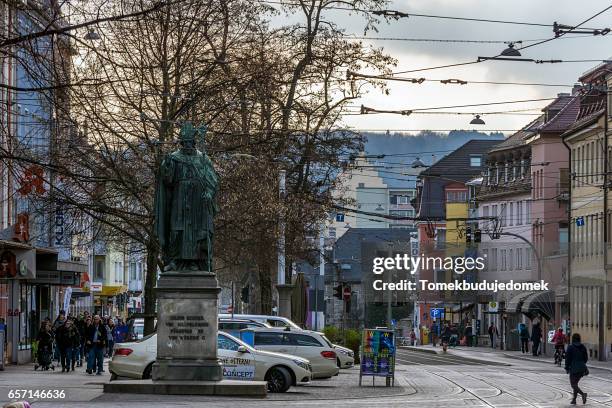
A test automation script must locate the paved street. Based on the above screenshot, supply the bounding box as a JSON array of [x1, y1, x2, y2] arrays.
[[1, 349, 611, 407]]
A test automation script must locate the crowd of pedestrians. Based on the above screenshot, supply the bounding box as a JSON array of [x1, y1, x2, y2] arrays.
[[34, 310, 133, 375]]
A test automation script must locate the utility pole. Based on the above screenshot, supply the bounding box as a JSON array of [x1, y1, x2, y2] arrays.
[[276, 170, 293, 318], [600, 85, 608, 361]]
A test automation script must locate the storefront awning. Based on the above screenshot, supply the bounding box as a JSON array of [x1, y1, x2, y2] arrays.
[[505, 291, 532, 313], [520, 290, 555, 321], [98, 285, 128, 297]]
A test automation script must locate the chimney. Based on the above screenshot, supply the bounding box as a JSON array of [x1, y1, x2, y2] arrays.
[[571, 83, 583, 95]]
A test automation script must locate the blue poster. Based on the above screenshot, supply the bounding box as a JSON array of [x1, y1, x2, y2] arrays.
[[360, 329, 395, 377]]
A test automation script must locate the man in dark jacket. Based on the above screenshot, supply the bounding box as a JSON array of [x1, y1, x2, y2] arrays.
[[85, 315, 107, 375], [519, 324, 530, 354], [531, 322, 542, 356], [56, 318, 80, 372], [565, 333, 588, 405]]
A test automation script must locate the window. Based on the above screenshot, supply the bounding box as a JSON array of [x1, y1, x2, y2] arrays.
[[517, 248, 523, 270], [94, 259, 104, 281], [500, 249, 507, 271], [130, 262, 136, 281], [358, 182, 365, 188], [509, 203, 514, 226], [501, 204, 507, 227], [482, 206, 489, 218], [254, 332, 287, 345], [525, 248, 532, 269], [517, 201, 523, 225], [289, 333, 323, 347], [508, 249, 514, 270], [398, 196, 410, 204], [559, 224, 569, 254], [446, 191, 467, 203], [470, 155, 482, 167], [218, 334, 241, 351]]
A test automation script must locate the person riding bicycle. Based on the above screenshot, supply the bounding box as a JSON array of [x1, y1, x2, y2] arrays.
[[552, 327, 566, 363]]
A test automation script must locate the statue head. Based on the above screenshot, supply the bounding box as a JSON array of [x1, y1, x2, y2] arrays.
[[179, 122, 197, 151], [178, 122, 207, 153]]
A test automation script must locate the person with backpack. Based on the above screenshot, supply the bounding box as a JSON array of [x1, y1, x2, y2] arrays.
[[565, 333, 588, 405]]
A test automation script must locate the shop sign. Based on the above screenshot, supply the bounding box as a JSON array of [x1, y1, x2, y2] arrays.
[[91, 282, 103, 292]]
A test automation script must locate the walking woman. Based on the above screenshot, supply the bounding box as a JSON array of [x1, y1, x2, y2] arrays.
[[565, 333, 588, 405]]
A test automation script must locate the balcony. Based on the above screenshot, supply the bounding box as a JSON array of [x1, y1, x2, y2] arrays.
[[477, 177, 531, 200], [556, 182, 570, 202]]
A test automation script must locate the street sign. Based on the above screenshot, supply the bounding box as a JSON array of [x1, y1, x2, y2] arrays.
[[488, 301, 498, 312], [336, 213, 345, 222], [430, 308, 444, 319], [391, 319, 397, 327], [359, 328, 396, 387], [576, 216, 585, 227]]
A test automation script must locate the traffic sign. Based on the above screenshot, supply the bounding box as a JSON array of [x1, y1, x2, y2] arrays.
[[336, 213, 345, 222], [343, 285, 351, 300], [430, 308, 444, 319], [576, 216, 584, 227]]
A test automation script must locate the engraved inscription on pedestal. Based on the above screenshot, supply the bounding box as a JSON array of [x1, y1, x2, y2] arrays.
[[157, 297, 218, 360]]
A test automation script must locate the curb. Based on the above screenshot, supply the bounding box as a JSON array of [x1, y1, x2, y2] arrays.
[[502, 353, 612, 373], [398, 346, 443, 355]]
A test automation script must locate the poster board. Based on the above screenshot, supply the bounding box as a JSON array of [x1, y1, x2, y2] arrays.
[[359, 328, 396, 387]]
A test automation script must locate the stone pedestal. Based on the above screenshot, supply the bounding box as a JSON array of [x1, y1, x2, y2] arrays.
[[152, 271, 222, 381], [276, 284, 294, 319]]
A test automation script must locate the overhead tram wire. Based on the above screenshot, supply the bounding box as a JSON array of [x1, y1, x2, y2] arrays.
[[260, 0, 604, 29]]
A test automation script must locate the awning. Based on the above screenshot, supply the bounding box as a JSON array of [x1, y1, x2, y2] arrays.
[[451, 303, 475, 313], [505, 291, 532, 313], [521, 290, 555, 321], [98, 285, 128, 297]]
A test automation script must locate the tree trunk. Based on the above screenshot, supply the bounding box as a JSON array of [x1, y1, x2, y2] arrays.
[[258, 263, 272, 315], [144, 241, 158, 335]]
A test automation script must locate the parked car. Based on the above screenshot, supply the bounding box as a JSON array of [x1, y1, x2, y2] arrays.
[[218, 319, 271, 338], [320, 334, 354, 368], [109, 331, 311, 392], [250, 328, 339, 379], [222, 314, 354, 369], [218, 314, 301, 329]]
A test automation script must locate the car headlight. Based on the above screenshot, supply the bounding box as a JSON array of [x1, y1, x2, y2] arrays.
[[293, 359, 310, 371]]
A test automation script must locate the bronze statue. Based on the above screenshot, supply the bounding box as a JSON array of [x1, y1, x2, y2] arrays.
[[154, 122, 218, 272]]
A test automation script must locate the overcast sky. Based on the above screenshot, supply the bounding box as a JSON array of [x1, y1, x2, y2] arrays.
[[275, 0, 612, 134]]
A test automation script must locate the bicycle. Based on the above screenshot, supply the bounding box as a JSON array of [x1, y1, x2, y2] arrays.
[[554, 345, 565, 366]]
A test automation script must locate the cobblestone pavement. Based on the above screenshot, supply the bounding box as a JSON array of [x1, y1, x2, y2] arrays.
[[1, 350, 611, 407]]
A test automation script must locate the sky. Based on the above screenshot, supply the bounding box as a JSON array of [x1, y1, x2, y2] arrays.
[[272, 0, 612, 134]]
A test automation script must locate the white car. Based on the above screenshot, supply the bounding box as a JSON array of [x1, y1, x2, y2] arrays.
[[320, 335, 354, 368], [109, 331, 312, 393], [223, 314, 354, 369], [250, 328, 340, 379]]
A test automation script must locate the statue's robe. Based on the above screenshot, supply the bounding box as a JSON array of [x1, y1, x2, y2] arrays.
[[155, 148, 218, 271]]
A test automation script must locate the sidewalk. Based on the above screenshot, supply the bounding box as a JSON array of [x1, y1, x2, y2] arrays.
[[403, 343, 612, 373]]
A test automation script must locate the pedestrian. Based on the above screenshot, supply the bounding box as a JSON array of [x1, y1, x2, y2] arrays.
[[85, 314, 107, 375], [75, 314, 86, 367], [488, 323, 498, 349], [115, 319, 128, 344], [34, 321, 54, 371], [51, 310, 66, 362], [565, 333, 588, 405], [519, 324, 530, 354], [531, 322, 542, 357], [106, 318, 116, 357], [409, 329, 416, 346], [431, 322, 439, 347], [56, 318, 80, 372]]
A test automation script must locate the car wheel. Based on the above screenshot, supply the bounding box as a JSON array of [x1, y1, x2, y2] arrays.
[[265, 366, 291, 393], [110, 373, 118, 381], [142, 363, 153, 380]]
